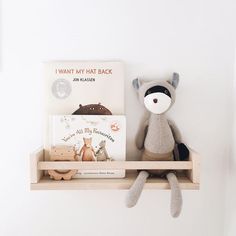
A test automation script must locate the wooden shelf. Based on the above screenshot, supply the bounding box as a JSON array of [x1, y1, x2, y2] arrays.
[[31, 171, 199, 190], [38, 160, 193, 170], [30, 147, 200, 190]]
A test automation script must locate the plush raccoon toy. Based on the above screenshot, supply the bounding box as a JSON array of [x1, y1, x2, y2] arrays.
[[126, 73, 189, 218]]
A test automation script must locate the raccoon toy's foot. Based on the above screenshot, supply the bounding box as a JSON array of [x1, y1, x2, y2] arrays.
[[125, 170, 149, 208], [166, 172, 182, 218]]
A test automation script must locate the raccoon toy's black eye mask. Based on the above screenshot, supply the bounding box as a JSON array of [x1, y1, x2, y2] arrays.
[[144, 85, 172, 114], [145, 86, 171, 98]]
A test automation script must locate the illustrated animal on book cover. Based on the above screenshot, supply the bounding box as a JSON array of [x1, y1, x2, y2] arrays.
[[96, 140, 112, 161], [78, 137, 96, 161]]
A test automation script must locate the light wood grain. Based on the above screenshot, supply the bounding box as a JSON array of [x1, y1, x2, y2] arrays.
[[50, 155, 76, 161], [187, 149, 200, 184], [50, 145, 76, 161], [38, 161, 192, 170], [30, 147, 44, 183], [48, 169, 77, 180], [31, 171, 199, 190], [30, 147, 200, 190]]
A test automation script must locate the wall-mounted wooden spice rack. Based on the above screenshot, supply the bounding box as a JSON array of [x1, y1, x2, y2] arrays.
[[30, 147, 200, 190]]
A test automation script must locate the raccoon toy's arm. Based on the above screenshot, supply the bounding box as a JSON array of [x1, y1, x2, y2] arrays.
[[168, 119, 189, 161], [136, 119, 149, 150], [168, 119, 182, 144]]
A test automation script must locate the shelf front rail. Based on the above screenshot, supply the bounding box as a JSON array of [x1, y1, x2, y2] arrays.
[[30, 147, 200, 187]]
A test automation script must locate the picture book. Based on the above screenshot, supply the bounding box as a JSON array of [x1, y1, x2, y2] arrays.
[[50, 115, 126, 178], [44, 61, 124, 160]]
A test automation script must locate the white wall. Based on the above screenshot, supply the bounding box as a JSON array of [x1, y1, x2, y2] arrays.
[[224, 49, 236, 236], [0, 0, 235, 236]]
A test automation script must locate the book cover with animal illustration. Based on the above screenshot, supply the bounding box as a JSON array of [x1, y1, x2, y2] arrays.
[[50, 115, 126, 178], [44, 61, 124, 160]]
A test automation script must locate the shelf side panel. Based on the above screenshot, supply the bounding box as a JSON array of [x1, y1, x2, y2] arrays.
[[187, 149, 200, 184], [30, 147, 44, 183]]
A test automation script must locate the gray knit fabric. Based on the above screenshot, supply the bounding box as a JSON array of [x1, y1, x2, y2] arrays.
[[127, 74, 183, 217], [166, 172, 182, 217], [144, 114, 175, 154], [168, 119, 182, 144], [126, 170, 182, 216], [125, 171, 149, 208], [138, 80, 176, 109], [136, 119, 149, 150]]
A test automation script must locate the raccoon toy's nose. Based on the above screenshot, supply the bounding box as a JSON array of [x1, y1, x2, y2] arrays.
[[153, 98, 158, 103]]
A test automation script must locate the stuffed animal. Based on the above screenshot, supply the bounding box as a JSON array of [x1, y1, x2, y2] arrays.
[[96, 140, 111, 161], [79, 137, 96, 161], [126, 73, 189, 218]]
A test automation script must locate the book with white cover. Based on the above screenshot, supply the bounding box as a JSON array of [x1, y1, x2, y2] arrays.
[[50, 115, 126, 178], [44, 61, 124, 160]]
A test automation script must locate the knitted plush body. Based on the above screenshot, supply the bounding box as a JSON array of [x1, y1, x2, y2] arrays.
[[126, 73, 189, 218]]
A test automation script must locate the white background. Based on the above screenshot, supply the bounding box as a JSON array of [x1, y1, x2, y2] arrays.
[[0, 0, 236, 235]]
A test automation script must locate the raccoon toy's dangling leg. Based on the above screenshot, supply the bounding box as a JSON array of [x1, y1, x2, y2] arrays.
[[166, 172, 182, 217], [125, 171, 149, 208], [126, 170, 182, 218]]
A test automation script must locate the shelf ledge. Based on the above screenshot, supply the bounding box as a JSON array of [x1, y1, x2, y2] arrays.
[[38, 161, 192, 170], [30, 147, 200, 190], [31, 172, 199, 190]]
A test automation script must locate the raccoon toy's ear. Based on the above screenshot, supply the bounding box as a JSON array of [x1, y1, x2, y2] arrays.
[[132, 78, 142, 91], [169, 73, 179, 89]]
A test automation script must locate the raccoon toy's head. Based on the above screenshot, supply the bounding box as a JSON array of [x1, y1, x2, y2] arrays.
[[132, 73, 179, 115]]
